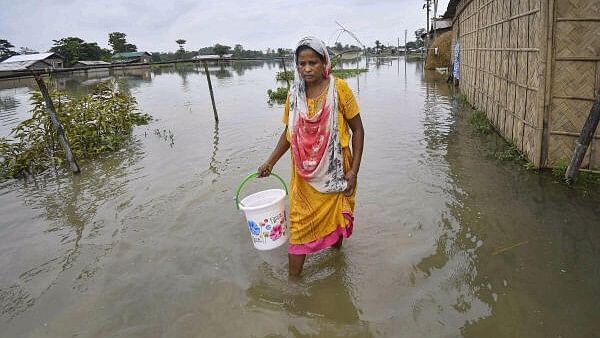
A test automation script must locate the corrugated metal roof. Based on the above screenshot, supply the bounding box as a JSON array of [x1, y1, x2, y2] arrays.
[[1, 52, 62, 63], [112, 52, 151, 59], [433, 19, 452, 30], [75, 60, 111, 66], [0, 60, 49, 71]]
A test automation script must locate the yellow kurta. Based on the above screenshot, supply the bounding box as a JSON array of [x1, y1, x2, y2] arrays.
[[282, 78, 360, 245]]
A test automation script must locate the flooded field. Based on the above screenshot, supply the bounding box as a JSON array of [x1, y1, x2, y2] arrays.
[[0, 59, 599, 337]]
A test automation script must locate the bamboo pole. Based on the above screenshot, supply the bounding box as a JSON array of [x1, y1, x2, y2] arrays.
[[541, 0, 556, 168], [565, 94, 600, 182], [32, 73, 80, 174], [202, 61, 219, 122]]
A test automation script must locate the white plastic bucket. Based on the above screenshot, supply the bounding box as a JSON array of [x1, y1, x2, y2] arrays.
[[236, 173, 288, 250]]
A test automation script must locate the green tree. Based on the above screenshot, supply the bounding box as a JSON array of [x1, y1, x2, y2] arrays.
[[213, 44, 231, 58], [374, 40, 381, 54], [109, 32, 137, 53], [176, 39, 186, 53], [0, 39, 18, 61], [50, 37, 111, 66], [233, 44, 244, 57]]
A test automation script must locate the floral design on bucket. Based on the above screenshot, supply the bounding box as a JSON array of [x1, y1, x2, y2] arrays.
[[248, 220, 260, 236], [269, 224, 283, 241]]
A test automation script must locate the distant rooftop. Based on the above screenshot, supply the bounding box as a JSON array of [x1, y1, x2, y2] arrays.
[[112, 52, 151, 59], [0, 60, 50, 72], [1, 52, 63, 63]]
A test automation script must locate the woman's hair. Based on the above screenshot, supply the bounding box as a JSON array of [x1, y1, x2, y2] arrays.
[[295, 45, 325, 64]]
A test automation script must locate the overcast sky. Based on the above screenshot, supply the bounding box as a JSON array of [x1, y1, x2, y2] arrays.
[[1, 0, 450, 53]]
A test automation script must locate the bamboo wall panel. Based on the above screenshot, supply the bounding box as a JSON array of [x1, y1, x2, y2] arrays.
[[454, 0, 544, 166], [555, 0, 600, 17], [555, 22, 600, 58], [454, 0, 600, 169], [548, 0, 600, 169]]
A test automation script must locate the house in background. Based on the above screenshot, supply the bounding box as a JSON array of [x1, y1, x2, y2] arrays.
[[1, 52, 64, 69], [73, 60, 111, 68], [111, 52, 152, 64], [0, 60, 52, 77], [192, 54, 233, 60]]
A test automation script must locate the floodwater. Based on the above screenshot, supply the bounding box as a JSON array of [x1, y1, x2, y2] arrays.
[[0, 59, 599, 338]]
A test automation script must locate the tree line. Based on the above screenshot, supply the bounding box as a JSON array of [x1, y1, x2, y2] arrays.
[[1, 31, 427, 67], [0, 32, 138, 66]]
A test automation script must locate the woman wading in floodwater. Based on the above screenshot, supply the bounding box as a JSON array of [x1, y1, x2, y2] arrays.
[[258, 37, 364, 276]]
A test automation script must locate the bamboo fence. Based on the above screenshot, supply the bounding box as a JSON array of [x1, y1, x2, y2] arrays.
[[452, 0, 600, 169]]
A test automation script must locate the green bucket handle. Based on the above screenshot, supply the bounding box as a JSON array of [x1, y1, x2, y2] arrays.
[[235, 172, 288, 210]]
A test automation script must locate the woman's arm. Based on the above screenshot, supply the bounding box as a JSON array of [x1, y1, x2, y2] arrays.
[[344, 114, 364, 196], [258, 127, 291, 177]]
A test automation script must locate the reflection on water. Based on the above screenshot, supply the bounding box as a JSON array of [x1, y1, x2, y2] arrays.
[[246, 251, 372, 337], [0, 58, 599, 338], [209, 122, 221, 177]]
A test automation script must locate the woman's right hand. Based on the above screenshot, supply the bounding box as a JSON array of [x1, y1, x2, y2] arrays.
[[257, 162, 273, 177]]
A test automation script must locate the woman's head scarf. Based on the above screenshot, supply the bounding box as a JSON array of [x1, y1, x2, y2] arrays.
[[288, 37, 347, 193]]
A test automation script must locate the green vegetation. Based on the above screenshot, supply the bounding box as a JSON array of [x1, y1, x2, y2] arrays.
[[494, 143, 533, 165], [0, 39, 18, 62], [176, 39, 186, 53], [150, 62, 194, 70], [469, 110, 494, 135], [0, 80, 151, 179], [213, 44, 231, 58], [332, 68, 368, 79], [551, 159, 569, 181], [494, 144, 524, 161], [49, 37, 112, 66], [524, 161, 536, 171], [267, 87, 288, 104], [108, 32, 137, 53], [276, 70, 294, 81], [549, 159, 599, 186], [458, 94, 470, 107]]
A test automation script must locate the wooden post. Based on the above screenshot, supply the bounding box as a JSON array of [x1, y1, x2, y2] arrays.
[[565, 94, 600, 182], [280, 57, 290, 89], [203, 61, 219, 122], [32, 73, 80, 174]]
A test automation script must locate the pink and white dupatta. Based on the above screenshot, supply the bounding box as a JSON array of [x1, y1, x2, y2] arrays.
[[288, 37, 348, 193]]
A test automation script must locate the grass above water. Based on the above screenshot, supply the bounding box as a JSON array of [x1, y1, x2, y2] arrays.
[[462, 95, 599, 191]]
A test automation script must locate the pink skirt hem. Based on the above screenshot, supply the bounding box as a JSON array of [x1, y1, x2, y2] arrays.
[[288, 211, 354, 255]]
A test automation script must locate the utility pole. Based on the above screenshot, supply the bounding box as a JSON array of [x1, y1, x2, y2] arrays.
[[424, 0, 431, 47]]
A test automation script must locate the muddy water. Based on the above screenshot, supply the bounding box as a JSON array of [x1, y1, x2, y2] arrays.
[[0, 59, 599, 338]]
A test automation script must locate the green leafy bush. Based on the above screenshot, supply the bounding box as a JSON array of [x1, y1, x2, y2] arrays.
[[0, 80, 151, 179], [267, 87, 289, 104]]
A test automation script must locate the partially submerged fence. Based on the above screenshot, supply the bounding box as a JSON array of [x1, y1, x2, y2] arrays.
[[452, 0, 600, 170]]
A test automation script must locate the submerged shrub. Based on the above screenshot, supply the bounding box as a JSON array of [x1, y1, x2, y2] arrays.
[[267, 87, 289, 104], [0, 80, 151, 179], [276, 71, 294, 81]]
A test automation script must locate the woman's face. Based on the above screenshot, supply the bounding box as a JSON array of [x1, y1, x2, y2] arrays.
[[297, 48, 325, 85]]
